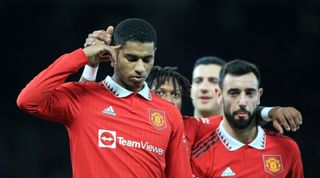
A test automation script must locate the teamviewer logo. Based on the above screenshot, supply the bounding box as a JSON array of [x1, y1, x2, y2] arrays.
[[98, 129, 116, 148]]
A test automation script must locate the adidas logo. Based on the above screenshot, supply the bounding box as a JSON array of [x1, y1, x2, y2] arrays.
[[102, 105, 116, 116], [221, 167, 236, 177]]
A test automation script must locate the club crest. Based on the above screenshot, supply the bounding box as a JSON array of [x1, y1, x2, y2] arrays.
[[149, 108, 166, 130], [263, 154, 284, 176]]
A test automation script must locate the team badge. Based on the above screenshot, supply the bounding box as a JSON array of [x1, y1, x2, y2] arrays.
[[263, 155, 284, 176], [149, 108, 166, 130]]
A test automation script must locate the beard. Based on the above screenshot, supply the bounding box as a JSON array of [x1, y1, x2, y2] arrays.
[[224, 106, 257, 130]]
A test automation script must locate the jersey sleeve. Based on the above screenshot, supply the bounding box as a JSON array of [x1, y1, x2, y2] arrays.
[[165, 109, 193, 178], [16, 49, 88, 126], [195, 116, 222, 142], [184, 116, 201, 148], [288, 141, 304, 178], [190, 153, 209, 178]]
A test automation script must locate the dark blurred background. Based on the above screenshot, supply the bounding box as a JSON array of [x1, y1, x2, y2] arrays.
[[1, 0, 319, 177]]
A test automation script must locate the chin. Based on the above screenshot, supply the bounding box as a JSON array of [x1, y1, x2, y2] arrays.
[[200, 105, 213, 111]]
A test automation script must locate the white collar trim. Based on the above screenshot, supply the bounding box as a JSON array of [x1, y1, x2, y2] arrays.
[[102, 76, 152, 100], [217, 121, 266, 151]]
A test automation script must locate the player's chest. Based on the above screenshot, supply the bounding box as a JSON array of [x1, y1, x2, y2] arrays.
[[76, 96, 172, 150], [211, 146, 289, 177]]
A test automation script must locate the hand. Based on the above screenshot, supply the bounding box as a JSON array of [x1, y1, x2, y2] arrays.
[[84, 26, 114, 47], [269, 107, 303, 134], [83, 43, 120, 66], [83, 26, 115, 67]]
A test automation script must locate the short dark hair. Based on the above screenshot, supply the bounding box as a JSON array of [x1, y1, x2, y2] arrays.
[[147, 66, 191, 100], [112, 18, 157, 48], [193, 56, 226, 69], [218, 59, 261, 90]]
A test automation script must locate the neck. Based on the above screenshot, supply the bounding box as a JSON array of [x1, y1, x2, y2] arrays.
[[222, 119, 258, 144], [111, 74, 143, 92]]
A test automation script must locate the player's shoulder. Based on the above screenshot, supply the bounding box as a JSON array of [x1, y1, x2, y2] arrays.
[[264, 129, 300, 149], [151, 92, 167, 102], [191, 129, 219, 158], [265, 129, 292, 140], [59, 81, 102, 91], [63, 81, 103, 88], [151, 92, 179, 109], [183, 115, 222, 126], [150, 92, 181, 115]]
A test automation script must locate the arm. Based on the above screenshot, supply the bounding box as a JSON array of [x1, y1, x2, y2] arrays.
[[17, 40, 118, 124], [190, 149, 209, 178], [79, 64, 99, 82], [256, 106, 303, 134], [183, 116, 202, 148], [289, 142, 304, 178], [79, 26, 113, 82], [16, 49, 89, 124], [165, 111, 193, 178]]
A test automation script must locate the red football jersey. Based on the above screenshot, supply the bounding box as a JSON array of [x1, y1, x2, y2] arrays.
[[191, 120, 304, 178], [17, 49, 192, 178], [183, 115, 222, 156]]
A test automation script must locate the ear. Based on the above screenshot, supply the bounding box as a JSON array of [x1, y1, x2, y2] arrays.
[[215, 88, 222, 104], [110, 59, 115, 68], [110, 52, 118, 68], [109, 55, 115, 67], [257, 88, 263, 105]]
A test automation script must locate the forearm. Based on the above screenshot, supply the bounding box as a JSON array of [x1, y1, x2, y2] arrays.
[[166, 114, 193, 177], [17, 49, 88, 114], [79, 64, 99, 82], [256, 106, 274, 126]]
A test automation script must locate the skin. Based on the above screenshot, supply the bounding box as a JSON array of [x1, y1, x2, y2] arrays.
[[216, 72, 263, 143], [80, 26, 114, 82], [152, 78, 182, 110], [112, 41, 155, 91], [191, 63, 302, 133], [191, 64, 222, 117], [82, 26, 155, 92], [81, 29, 303, 133]]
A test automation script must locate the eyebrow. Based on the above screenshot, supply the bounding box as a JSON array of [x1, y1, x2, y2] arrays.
[[245, 88, 257, 92], [227, 88, 240, 92], [125, 53, 154, 59], [227, 88, 257, 92]]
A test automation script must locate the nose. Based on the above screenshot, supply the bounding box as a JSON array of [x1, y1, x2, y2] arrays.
[[163, 94, 174, 105], [135, 59, 145, 74], [239, 93, 247, 107], [199, 80, 210, 93]]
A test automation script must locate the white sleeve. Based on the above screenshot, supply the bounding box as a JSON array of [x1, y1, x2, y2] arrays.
[[82, 64, 99, 81], [261, 107, 274, 122]]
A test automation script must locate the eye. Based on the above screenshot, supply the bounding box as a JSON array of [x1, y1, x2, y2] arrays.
[[142, 56, 153, 63], [155, 91, 164, 96], [172, 92, 181, 98], [193, 78, 202, 84], [208, 78, 219, 84], [125, 54, 137, 62], [228, 90, 239, 97], [246, 90, 256, 97]]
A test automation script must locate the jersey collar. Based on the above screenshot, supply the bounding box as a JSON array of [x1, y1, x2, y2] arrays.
[[217, 120, 266, 151], [102, 76, 152, 100]]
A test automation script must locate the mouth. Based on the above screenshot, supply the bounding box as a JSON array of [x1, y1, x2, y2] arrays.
[[234, 111, 249, 119], [199, 96, 212, 104], [130, 76, 145, 83]]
